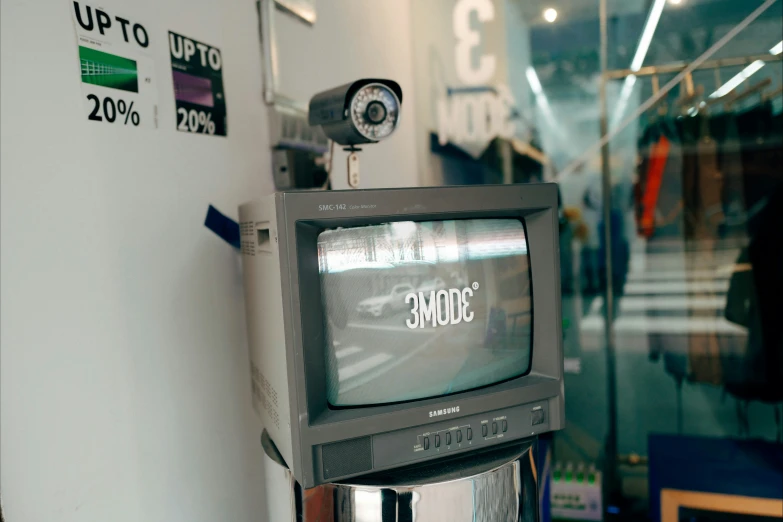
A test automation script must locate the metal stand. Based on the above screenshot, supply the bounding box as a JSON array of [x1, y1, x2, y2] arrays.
[[262, 430, 541, 522]]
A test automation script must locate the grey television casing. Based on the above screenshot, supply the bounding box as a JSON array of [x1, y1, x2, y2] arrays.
[[239, 184, 564, 488]]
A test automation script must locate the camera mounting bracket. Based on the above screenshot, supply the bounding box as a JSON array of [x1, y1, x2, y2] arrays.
[[344, 146, 362, 188]]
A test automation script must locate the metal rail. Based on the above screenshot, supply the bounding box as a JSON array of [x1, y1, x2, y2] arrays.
[[598, 0, 621, 504], [604, 53, 783, 80]]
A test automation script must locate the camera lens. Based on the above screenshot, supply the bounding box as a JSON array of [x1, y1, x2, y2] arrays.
[[350, 83, 400, 141], [365, 101, 387, 124]]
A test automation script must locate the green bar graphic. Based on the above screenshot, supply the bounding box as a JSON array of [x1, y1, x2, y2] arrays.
[[79, 46, 138, 93]]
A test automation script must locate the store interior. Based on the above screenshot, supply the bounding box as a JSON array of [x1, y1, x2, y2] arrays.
[[428, 0, 783, 518], [1, 0, 782, 521]]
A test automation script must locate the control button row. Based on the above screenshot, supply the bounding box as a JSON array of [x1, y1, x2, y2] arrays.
[[423, 427, 475, 450], [420, 411, 528, 453], [481, 421, 509, 438]]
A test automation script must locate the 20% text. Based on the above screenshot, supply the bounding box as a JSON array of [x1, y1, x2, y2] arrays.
[[87, 94, 140, 126]]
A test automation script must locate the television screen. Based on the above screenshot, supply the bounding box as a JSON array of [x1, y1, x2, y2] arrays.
[[318, 218, 533, 406]]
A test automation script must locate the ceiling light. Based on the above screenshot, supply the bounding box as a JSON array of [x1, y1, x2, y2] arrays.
[[631, 0, 667, 71], [709, 61, 764, 98], [668, 0, 682, 5], [525, 66, 562, 137], [610, 75, 637, 129], [611, 0, 666, 128], [543, 8, 558, 23], [526, 67, 543, 95], [708, 40, 783, 98]]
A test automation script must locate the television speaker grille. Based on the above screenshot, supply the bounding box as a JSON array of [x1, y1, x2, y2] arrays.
[[321, 436, 373, 480]]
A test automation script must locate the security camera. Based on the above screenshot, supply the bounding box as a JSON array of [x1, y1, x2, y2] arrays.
[[308, 79, 402, 147]]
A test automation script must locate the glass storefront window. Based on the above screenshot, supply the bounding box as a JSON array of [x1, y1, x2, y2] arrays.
[[412, 0, 783, 517]]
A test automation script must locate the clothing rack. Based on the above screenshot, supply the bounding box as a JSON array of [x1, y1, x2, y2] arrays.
[[604, 54, 783, 124], [722, 78, 774, 108], [763, 84, 783, 102], [604, 53, 783, 80]]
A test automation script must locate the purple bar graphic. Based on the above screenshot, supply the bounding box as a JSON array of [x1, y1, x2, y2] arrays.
[[172, 70, 214, 108]]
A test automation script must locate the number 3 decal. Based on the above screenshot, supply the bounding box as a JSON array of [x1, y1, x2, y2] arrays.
[[405, 293, 419, 329], [453, 0, 496, 85]]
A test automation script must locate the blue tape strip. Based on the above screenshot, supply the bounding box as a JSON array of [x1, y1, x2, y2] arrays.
[[204, 205, 240, 250]]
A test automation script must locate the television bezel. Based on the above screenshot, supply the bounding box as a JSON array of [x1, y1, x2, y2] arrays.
[[278, 184, 563, 485]]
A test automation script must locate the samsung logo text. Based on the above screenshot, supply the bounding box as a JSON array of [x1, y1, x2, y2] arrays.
[[429, 406, 460, 418]]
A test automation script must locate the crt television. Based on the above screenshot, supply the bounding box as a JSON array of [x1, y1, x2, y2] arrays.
[[239, 184, 564, 488]]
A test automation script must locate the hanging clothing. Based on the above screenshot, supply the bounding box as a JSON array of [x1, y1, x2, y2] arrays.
[[711, 111, 747, 238], [736, 103, 782, 221], [636, 119, 686, 242], [636, 100, 783, 405], [638, 134, 671, 237], [680, 114, 725, 385], [722, 104, 783, 404], [681, 114, 724, 241], [636, 118, 688, 375]]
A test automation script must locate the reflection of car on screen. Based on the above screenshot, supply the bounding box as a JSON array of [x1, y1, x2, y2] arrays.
[[356, 283, 414, 317]]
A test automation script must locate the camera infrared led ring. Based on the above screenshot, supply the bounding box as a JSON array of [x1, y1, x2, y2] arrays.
[[350, 83, 401, 141]]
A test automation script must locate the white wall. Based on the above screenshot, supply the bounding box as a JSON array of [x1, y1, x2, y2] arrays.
[[0, 1, 417, 520]]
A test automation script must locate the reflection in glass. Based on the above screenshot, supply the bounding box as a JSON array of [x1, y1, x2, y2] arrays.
[[318, 219, 533, 406]]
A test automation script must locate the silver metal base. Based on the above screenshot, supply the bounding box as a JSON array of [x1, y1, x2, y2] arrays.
[[262, 430, 539, 521]]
